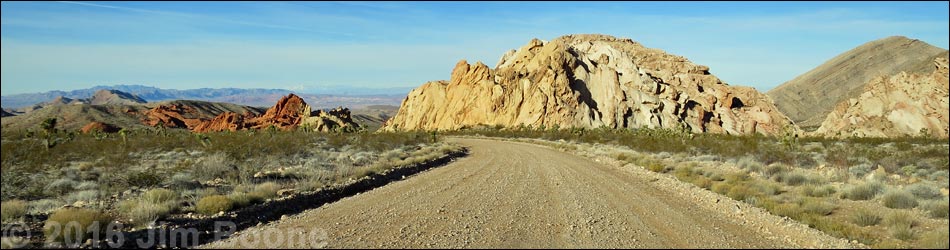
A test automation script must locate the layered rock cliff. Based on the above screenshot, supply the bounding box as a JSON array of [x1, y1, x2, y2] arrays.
[[813, 58, 949, 138], [382, 34, 794, 135]]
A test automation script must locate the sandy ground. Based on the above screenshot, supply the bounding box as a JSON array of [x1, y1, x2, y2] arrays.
[[205, 138, 856, 248]]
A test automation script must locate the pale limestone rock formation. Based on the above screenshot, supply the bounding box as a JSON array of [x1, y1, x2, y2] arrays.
[[813, 58, 949, 138], [383, 34, 794, 135]]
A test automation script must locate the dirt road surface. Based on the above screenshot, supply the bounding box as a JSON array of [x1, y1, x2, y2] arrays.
[[207, 138, 853, 248]]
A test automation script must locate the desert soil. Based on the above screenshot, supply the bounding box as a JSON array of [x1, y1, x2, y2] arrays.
[[205, 138, 857, 248]]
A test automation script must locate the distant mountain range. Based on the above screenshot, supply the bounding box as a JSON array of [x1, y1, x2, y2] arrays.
[[1, 85, 408, 109]]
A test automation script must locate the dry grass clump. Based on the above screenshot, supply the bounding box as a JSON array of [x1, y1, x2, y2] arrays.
[[43, 208, 113, 245], [919, 200, 949, 219], [800, 198, 837, 216], [880, 190, 918, 209], [890, 225, 915, 241], [904, 183, 942, 200], [849, 209, 881, 227], [1, 200, 28, 223], [760, 163, 788, 179], [196, 195, 233, 216], [840, 181, 884, 200], [248, 182, 281, 201], [118, 188, 180, 228], [883, 210, 917, 229], [773, 171, 809, 186], [227, 192, 254, 208], [916, 228, 949, 249], [801, 184, 836, 197], [141, 188, 177, 204], [736, 156, 763, 173]]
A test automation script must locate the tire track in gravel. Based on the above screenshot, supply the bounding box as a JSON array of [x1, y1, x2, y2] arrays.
[[206, 138, 840, 248]]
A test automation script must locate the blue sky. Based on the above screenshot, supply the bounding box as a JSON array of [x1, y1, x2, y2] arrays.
[[1, 1, 948, 95]]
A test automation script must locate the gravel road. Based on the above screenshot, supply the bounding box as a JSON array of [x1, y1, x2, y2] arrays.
[[207, 138, 853, 248]]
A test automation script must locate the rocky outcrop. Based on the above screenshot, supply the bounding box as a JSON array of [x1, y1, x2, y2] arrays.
[[192, 94, 360, 133], [768, 36, 948, 129], [142, 104, 210, 129], [303, 107, 359, 133], [250, 94, 312, 130], [382, 34, 794, 135], [813, 58, 949, 138], [80, 122, 120, 134], [192, 112, 251, 132]]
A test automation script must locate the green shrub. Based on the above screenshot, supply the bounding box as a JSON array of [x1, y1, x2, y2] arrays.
[[64, 190, 100, 204], [43, 208, 113, 245], [881, 190, 918, 209], [905, 183, 942, 200], [1, 200, 28, 223], [883, 211, 917, 229], [840, 182, 884, 200], [917, 228, 949, 249], [196, 195, 233, 216], [45, 178, 78, 196], [29, 199, 65, 214], [849, 209, 881, 227], [802, 184, 836, 197], [919, 200, 949, 219], [141, 188, 177, 204]]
